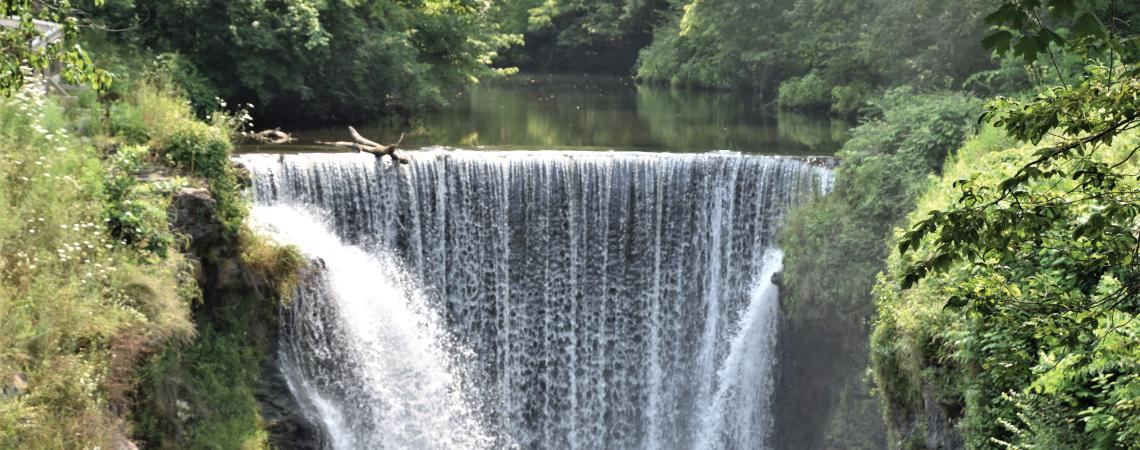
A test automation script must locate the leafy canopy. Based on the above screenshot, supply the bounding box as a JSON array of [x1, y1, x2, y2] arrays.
[[0, 0, 111, 95]]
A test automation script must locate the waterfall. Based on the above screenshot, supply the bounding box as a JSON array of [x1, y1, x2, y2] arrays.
[[252, 205, 502, 449], [241, 149, 831, 449]]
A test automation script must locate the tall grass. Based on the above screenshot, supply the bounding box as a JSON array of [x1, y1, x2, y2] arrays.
[[0, 83, 195, 448]]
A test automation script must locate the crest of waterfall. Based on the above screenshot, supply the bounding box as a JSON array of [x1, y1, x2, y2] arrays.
[[241, 149, 832, 450]]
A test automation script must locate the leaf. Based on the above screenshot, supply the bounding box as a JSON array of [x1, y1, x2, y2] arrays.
[[1072, 12, 1106, 39], [944, 296, 968, 310], [1038, 27, 1065, 46], [1013, 34, 1041, 64], [982, 30, 1015, 53], [985, 3, 1027, 27]]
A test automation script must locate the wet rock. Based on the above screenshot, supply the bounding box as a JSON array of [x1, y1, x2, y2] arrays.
[[257, 353, 324, 450], [922, 381, 963, 449], [170, 183, 321, 449]]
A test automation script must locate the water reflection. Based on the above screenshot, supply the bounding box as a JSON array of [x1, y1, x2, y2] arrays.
[[289, 74, 849, 155]]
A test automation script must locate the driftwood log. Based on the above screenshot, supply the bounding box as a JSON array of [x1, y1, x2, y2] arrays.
[[317, 127, 410, 164], [247, 128, 295, 145]]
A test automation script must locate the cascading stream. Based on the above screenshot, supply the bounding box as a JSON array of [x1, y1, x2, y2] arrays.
[[241, 149, 832, 449]]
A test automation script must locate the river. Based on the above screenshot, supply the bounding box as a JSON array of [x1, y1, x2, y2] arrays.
[[243, 74, 848, 155]]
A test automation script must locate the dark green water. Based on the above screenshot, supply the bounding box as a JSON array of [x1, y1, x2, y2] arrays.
[[252, 74, 849, 155]]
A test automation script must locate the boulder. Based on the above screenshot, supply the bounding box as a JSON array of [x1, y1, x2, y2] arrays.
[[169, 187, 224, 251]]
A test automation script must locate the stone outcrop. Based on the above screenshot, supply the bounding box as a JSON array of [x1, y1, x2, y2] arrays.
[[167, 186, 321, 450], [170, 187, 224, 253]]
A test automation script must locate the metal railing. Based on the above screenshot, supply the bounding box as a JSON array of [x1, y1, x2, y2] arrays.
[[0, 17, 64, 48]]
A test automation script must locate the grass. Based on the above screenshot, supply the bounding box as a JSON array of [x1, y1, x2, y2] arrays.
[[1, 63, 303, 449], [0, 82, 195, 449]]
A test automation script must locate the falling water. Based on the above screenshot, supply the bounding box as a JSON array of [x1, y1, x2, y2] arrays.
[[241, 149, 831, 449], [252, 205, 502, 449]]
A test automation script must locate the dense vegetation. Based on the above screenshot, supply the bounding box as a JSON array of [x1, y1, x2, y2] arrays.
[[777, 1, 1140, 448], [637, 0, 1007, 113], [5, 0, 1037, 123], [81, 0, 520, 123], [776, 88, 984, 449], [489, 0, 664, 72], [1, 30, 301, 446], [872, 1, 1140, 448]]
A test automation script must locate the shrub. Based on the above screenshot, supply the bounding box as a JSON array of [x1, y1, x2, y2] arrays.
[[872, 127, 1140, 448], [104, 145, 185, 257], [830, 81, 873, 116], [777, 72, 832, 111], [152, 53, 221, 118], [162, 120, 246, 235], [109, 101, 151, 144]]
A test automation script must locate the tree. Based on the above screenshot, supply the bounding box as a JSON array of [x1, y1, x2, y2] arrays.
[[0, 0, 110, 95], [899, 0, 1140, 335], [892, 1, 1140, 446], [86, 0, 520, 122], [489, 0, 665, 71]]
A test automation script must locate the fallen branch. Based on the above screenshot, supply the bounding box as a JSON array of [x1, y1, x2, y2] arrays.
[[318, 127, 409, 164], [246, 128, 295, 145]]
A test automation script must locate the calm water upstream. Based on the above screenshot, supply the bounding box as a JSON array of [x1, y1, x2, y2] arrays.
[[246, 74, 849, 155]]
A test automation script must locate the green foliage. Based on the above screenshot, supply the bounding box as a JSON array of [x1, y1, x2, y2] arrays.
[[134, 311, 271, 450], [1, 53, 302, 448], [637, 0, 794, 91], [85, 0, 519, 122], [830, 81, 874, 115], [877, 3, 1140, 447], [777, 72, 832, 111], [780, 88, 982, 325], [0, 0, 112, 96], [874, 127, 1140, 449], [490, 0, 664, 71], [108, 101, 150, 144], [638, 0, 1001, 107], [0, 82, 193, 449], [104, 145, 183, 258], [109, 77, 249, 236], [162, 120, 246, 236], [151, 53, 220, 118], [777, 89, 981, 449]]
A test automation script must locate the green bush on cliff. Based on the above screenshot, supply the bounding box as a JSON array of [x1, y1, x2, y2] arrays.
[[108, 74, 250, 237], [162, 120, 246, 236], [780, 88, 981, 325], [104, 145, 184, 258], [1, 59, 303, 448], [872, 126, 1140, 449]]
